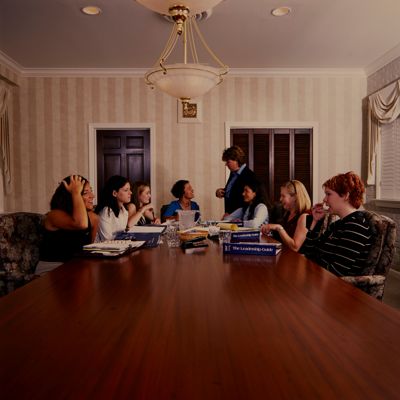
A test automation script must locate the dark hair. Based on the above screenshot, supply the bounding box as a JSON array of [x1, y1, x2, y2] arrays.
[[96, 175, 130, 217], [171, 180, 189, 199], [132, 181, 150, 209], [242, 180, 269, 220], [323, 171, 365, 209], [222, 145, 246, 166], [50, 175, 88, 215]]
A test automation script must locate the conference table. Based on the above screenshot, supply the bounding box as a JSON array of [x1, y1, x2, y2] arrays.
[[1, 239, 400, 399]]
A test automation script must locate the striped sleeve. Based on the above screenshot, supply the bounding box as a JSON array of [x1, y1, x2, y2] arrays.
[[302, 212, 373, 277]]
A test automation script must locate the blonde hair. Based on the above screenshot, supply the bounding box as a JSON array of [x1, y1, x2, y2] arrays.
[[281, 180, 311, 214]]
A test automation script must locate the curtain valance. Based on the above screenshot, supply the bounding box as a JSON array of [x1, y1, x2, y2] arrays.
[[368, 79, 400, 184]]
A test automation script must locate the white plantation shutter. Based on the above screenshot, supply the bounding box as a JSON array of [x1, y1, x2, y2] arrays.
[[380, 117, 400, 199]]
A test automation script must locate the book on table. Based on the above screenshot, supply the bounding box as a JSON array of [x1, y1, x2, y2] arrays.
[[115, 225, 166, 247], [223, 241, 282, 256]]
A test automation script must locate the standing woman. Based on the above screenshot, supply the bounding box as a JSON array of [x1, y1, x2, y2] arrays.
[[215, 145, 257, 216], [96, 175, 135, 241], [128, 181, 160, 226], [39, 175, 98, 269], [223, 180, 269, 228], [162, 180, 200, 221], [261, 180, 311, 251]]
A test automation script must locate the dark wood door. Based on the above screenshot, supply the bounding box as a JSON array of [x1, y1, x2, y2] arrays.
[[96, 129, 150, 194], [231, 128, 312, 202]]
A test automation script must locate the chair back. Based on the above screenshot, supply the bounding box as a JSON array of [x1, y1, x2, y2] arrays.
[[0, 212, 44, 295], [160, 204, 169, 223], [362, 210, 397, 276]]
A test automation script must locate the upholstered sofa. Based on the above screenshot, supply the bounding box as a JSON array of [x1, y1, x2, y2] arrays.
[[0, 212, 44, 296]]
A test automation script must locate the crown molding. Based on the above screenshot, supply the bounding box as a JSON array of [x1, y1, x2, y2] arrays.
[[228, 68, 366, 77], [365, 42, 400, 77], [18, 68, 148, 77], [0, 49, 23, 74], [0, 50, 366, 78]]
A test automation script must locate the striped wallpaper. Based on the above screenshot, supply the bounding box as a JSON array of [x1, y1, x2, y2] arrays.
[[1, 63, 366, 220]]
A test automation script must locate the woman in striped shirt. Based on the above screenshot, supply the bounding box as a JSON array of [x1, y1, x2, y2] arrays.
[[301, 172, 374, 277]]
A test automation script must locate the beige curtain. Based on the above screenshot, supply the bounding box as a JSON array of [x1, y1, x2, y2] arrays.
[[368, 79, 400, 184], [0, 82, 11, 194]]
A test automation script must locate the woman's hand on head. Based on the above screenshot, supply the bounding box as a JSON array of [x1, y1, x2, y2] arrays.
[[63, 175, 85, 195]]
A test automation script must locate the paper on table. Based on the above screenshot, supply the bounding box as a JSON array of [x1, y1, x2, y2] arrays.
[[84, 240, 145, 251], [126, 226, 165, 233]]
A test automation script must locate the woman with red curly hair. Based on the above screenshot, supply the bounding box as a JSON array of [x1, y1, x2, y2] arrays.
[[301, 171, 374, 276]]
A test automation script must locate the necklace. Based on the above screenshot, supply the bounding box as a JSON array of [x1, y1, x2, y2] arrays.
[[179, 200, 191, 210]]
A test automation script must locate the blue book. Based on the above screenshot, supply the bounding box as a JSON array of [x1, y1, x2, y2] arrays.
[[223, 242, 282, 256], [115, 231, 162, 248], [230, 230, 260, 243]]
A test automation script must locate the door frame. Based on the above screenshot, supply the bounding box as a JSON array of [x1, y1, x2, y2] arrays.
[[88, 123, 156, 202], [224, 121, 320, 203]]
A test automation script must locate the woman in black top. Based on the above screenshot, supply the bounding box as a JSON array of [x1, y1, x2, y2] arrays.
[[261, 180, 311, 251], [40, 175, 98, 262]]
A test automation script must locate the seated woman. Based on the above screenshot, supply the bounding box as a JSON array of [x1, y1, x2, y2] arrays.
[[38, 175, 98, 272], [261, 180, 311, 251], [162, 180, 200, 221], [96, 175, 136, 241], [127, 181, 160, 227], [301, 171, 374, 277], [223, 180, 269, 229]]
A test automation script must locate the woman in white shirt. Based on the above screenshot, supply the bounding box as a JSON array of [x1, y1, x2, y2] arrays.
[[223, 180, 269, 228], [96, 175, 134, 241]]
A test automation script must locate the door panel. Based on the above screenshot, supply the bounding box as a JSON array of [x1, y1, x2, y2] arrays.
[[97, 129, 150, 196]]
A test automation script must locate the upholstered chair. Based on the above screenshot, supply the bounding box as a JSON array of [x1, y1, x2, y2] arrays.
[[340, 210, 397, 301], [0, 212, 44, 296], [160, 204, 169, 223]]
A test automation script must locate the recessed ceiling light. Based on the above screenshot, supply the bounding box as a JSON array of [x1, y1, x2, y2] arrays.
[[271, 6, 291, 17], [81, 6, 102, 16]]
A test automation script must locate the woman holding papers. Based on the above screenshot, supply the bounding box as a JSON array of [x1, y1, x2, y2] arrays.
[[261, 180, 311, 251], [223, 180, 269, 229], [128, 181, 160, 226], [38, 175, 98, 271]]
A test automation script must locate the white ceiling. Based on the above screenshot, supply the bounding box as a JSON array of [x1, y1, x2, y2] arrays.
[[1, 0, 400, 74]]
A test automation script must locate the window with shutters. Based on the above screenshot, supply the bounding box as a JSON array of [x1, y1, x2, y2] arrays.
[[378, 117, 400, 200], [231, 128, 313, 202]]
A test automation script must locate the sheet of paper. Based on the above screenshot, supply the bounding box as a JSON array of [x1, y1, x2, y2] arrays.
[[126, 226, 165, 233]]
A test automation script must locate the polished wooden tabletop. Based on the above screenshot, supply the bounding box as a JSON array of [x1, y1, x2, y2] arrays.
[[1, 240, 400, 399]]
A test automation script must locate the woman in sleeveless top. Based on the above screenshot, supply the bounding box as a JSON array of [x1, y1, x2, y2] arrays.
[[261, 180, 311, 251], [39, 175, 98, 264]]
